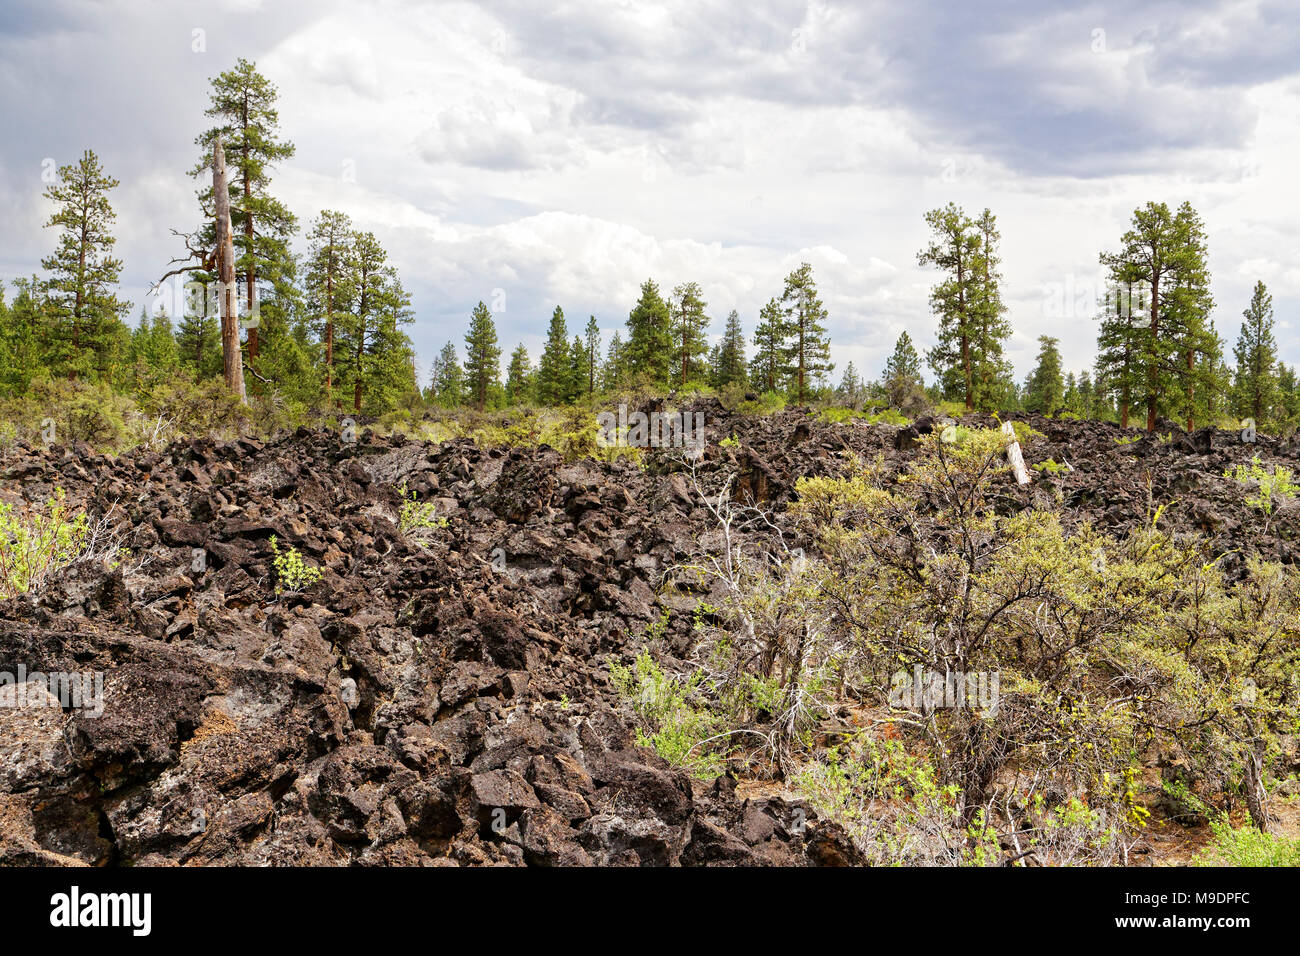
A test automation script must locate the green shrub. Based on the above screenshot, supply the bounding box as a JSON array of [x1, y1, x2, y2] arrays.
[[1225, 456, 1298, 517], [397, 480, 447, 540], [609, 649, 725, 779], [1033, 458, 1071, 476], [1195, 817, 1300, 867], [0, 487, 90, 599], [269, 535, 322, 594]]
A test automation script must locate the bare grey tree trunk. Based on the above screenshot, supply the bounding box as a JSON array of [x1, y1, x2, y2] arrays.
[[213, 140, 246, 404]]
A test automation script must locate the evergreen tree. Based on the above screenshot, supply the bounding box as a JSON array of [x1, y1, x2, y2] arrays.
[[174, 291, 222, 383], [623, 279, 673, 387], [583, 315, 601, 397], [1024, 335, 1065, 413], [1095, 265, 1147, 429], [1100, 201, 1214, 432], [41, 149, 130, 380], [882, 331, 925, 410], [836, 361, 863, 407], [505, 344, 534, 405], [305, 210, 354, 403], [710, 309, 747, 388], [567, 336, 587, 403], [191, 58, 297, 363], [1232, 280, 1280, 428], [970, 209, 1014, 409], [537, 306, 571, 405], [919, 203, 983, 410], [780, 262, 832, 403], [430, 341, 465, 408], [127, 305, 180, 392], [749, 297, 791, 393], [1164, 203, 1219, 431], [463, 301, 502, 410], [1076, 370, 1097, 420], [668, 281, 710, 387], [332, 231, 414, 412], [602, 332, 625, 391], [0, 278, 48, 395], [1277, 364, 1300, 432]]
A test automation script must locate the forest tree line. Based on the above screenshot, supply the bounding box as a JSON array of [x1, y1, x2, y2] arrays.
[[1, 58, 1296, 437]]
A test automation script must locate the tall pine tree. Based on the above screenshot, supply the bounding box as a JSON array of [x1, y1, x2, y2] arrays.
[[780, 262, 832, 403], [41, 149, 130, 381], [1232, 280, 1280, 428], [464, 301, 502, 410], [623, 279, 673, 387], [668, 281, 710, 387], [537, 306, 571, 405], [190, 58, 297, 364]]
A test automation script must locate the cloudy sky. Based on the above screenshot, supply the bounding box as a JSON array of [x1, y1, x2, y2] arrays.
[[2, 0, 1299, 386]]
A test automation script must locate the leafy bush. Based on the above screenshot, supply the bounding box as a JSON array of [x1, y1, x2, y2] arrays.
[[609, 648, 725, 779], [785, 429, 1296, 840], [1225, 455, 1297, 519], [0, 488, 90, 599], [269, 535, 323, 594], [1195, 817, 1300, 867], [1033, 458, 1071, 476], [397, 480, 447, 541]]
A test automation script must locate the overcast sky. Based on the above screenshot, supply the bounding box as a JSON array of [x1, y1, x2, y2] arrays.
[[2, 0, 1298, 387]]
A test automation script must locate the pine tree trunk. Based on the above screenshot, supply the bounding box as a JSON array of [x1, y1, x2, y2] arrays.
[[213, 140, 246, 404], [242, 93, 259, 362], [1147, 273, 1160, 432]]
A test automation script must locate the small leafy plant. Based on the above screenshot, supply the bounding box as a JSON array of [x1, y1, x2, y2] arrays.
[[270, 535, 322, 594], [0, 487, 90, 599], [609, 648, 724, 779], [1033, 458, 1071, 476], [1225, 456, 1297, 521], [397, 480, 448, 538], [1194, 816, 1300, 867]]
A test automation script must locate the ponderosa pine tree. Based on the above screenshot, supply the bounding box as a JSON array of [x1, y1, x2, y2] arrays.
[[1277, 364, 1300, 432], [919, 203, 983, 411], [0, 278, 47, 395], [710, 309, 747, 388], [583, 316, 601, 397], [1024, 335, 1065, 413], [668, 281, 709, 387], [174, 293, 222, 383], [882, 331, 925, 411], [1163, 203, 1219, 431], [537, 306, 571, 405], [1095, 263, 1147, 429], [332, 231, 414, 413], [601, 332, 625, 391], [41, 149, 130, 380], [505, 344, 533, 405], [837, 361, 863, 407], [970, 209, 1014, 408], [1100, 201, 1214, 432], [780, 263, 832, 403], [749, 297, 791, 394], [127, 306, 180, 392], [623, 279, 672, 387], [567, 336, 587, 403], [430, 341, 464, 408], [305, 210, 354, 403], [1233, 280, 1280, 428], [463, 301, 501, 411], [190, 58, 297, 364]]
